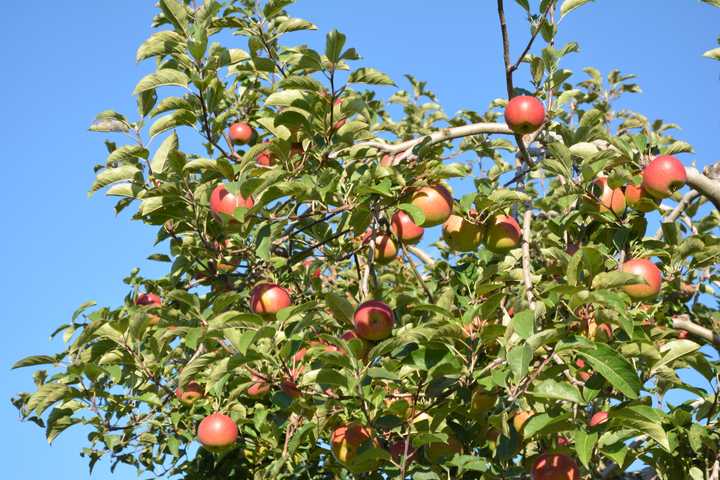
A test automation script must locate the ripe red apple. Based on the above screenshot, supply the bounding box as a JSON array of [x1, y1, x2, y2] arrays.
[[210, 184, 254, 217], [410, 185, 453, 227], [256, 150, 274, 167], [353, 300, 394, 341], [594, 176, 626, 216], [504, 96, 545, 135], [642, 155, 687, 199], [531, 453, 580, 480], [484, 214, 521, 253], [677, 330, 689, 339], [249, 283, 292, 315], [135, 292, 161, 306], [247, 375, 270, 398], [197, 412, 238, 451], [588, 411, 609, 427], [372, 234, 398, 264], [624, 184, 656, 212], [228, 122, 255, 144], [442, 214, 483, 252], [390, 211, 424, 244], [469, 387, 497, 416], [331, 423, 378, 470], [621, 258, 662, 300], [281, 379, 302, 398], [380, 154, 395, 167], [424, 435, 462, 464], [175, 381, 203, 405]]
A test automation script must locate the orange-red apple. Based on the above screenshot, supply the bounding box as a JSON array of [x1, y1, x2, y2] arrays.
[[197, 412, 238, 451], [410, 185, 453, 227], [210, 184, 254, 217], [249, 283, 292, 315], [331, 423, 378, 469], [531, 453, 580, 480], [624, 184, 656, 212], [621, 258, 662, 300], [588, 411, 609, 427], [228, 122, 255, 144], [594, 176, 626, 216]]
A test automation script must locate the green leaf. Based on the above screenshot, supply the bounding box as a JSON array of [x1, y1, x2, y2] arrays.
[[90, 166, 140, 195], [523, 412, 572, 438], [324, 292, 354, 325], [27, 383, 71, 416], [136, 31, 185, 62], [591, 271, 643, 290], [107, 145, 148, 164], [577, 343, 641, 399], [12, 355, 61, 369], [703, 47, 720, 60], [396, 203, 426, 226], [510, 309, 534, 339], [46, 407, 80, 444], [651, 339, 700, 375], [325, 29, 346, 64], [265, 89, 307, 107], [530, 379, 583, 404], [574, 429, 598, 468], [149, 110, 195, 139], [347, 68, 395, 86], [150, 132, 178, 174], [276, 17, 317, 34], [133, 69, 189, 95], [367, 367, 400, 381], [302, 369, 348, 388], [610, 405, 670, 451], [507, 344, 532, 381], [158, 0, 188, 33], [559, 0, 594, 19]]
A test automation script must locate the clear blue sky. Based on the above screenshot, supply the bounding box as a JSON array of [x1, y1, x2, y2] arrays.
[[2, 1, 718, 478]]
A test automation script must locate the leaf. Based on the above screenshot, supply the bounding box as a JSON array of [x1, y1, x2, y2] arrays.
[[149, 110, 195, 139], [90, 166, 140, 195], [287, 421, 315, 456], [397, 203, 426, 226], [136, 31, 185, 62], [651, 339, 700, 375], [507, 344, 532, 381], [46, 407, 80, 444], [348, 68, 395, 86], [559, 0, 594, 19], [523, 412, 572, 437], [577, 343, 641, 399], [510, 309, 534, 339], [703, 47, 720, 60], [158, 0, 188, 33], [276, 17, 316, 34], [325, 29, 346, 63], [133, 69, 189, 95], [12, 355, 61, 369], [150, 131, 178, 174], [574, 429, 598, 468], [265, 89, 307, 107], [591, 271, 643, 290], [530, 379, 584, 404], [324, 292, 354, 324], [610, 405, 671, 451], [107, 145, 148, 164], [27, 383, 71, 416]]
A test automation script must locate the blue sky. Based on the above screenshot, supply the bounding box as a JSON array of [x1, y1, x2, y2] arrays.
[[1, 1, 718, 478]]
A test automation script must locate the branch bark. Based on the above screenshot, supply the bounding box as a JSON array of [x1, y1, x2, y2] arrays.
[[521, 210, 536, 311], [686, 166, 720, 211], [672, 314, 720, 347]]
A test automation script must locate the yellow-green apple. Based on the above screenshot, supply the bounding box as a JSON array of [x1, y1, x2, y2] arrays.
[[504, 96, 545, 134], [372, 234, 397, 264], [249, 283, 292, 315], [390, 211, 424, 244], [621, 258, 662, 300], [484, 214, 521, 253], [353, 300, 394, 341], [197, 412, 238, 451], [228, 122, 255, 144], [410, 185, 453, 227], [531, 453, 580, 480], [442, 214, 483, 252], [642, 155, 687, 199]]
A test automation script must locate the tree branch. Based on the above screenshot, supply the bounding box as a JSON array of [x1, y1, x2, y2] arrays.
[[521, 209, 536, 311], [509, 1, 555, 73], [686, 166, 720, 211], [672, 314, 720, 347], [654, 190, 700, 240]]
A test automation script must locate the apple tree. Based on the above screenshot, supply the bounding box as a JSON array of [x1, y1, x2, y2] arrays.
[[12, 0, 720, 478]]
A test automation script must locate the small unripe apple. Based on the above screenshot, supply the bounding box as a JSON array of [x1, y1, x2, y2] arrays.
[[136, 292, 161, 306], [594, 176, 626, 216], [513, 410, 533, 432], [588, 411, 609, 427], [531, 452, 580, 480], [249, 283, 292, 315], [484, 214, 521, 253], [642, 155, 687, 199], [197, 412, 238, 451], [228, 122, 255, 144], [442, 214, 483, 252], [621, 258, 662, 300], [390, 211, 424, 244], [469, 387, 497, 416], [372, 234, 398, 264], [410, 185, 453, 227], [175, 381, 203, 405], [424, 435, 462, 464], [353, 300, 394, 341], [504, 96, 545, 135], [331, 423, 378, 469], [624, 184, 657, 212], [210, 184, 254, 217]]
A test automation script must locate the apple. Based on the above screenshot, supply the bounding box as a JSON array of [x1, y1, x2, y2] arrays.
[[210, 184, 254, 218], [247, 375, 270, 398], [531, 453, 580, 480], [281, 379, 302, 398], [410, 185, 453, 227], [424, 435, 462, 464], [380, 154, 395, 167], [135, 292, 161, 306], [372, 234, 398, 264], [504, 96, 545, 135], [568, 142, 598, 158], [593, 176, 626, 216], [197, 412, 238, 451], [175, 381, 203, 405], [513, 410, 533, 432], [353, 300, 394, 341], [642, 155, 687, 199], [249, 283, 292, 315], [470, 387, 497, 416], [588, 411, 609, 427], [677, 330, 689, 339], [303, 258, 322, 279], [484, 214, 521, 253], [228, 122, 255, 144], [256, 147, 274, 167], [331, 423, 378, 470], [621, 258, 662, 300], [390, 211, 424, 244], [624, 184, 657, 212], [341, 330, 369, 358], [595, 323, 613, 342], [442, 214, 483, 252], [388, 440, 417, 465]]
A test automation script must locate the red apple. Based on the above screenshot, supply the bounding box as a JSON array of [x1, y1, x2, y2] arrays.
[[595, 323, 613, 342], [504, 96, 545, 135], [484, 214, 521, 253], [624, 184, 656, 212], [531, 453, 580, 480], [388, 440, 417, 465], [256, 149, 274, 167], [442, 214, 483, 252], [247, 375, 270, 398], [136, 292, 161, 306], [410, 185, 453, 227], [594, 176, 626, 216], [228, 122, 255, 144], [588, 411, 609, 427], [677, 330, 689, 339], [390, 211, 424, 244], [353, 300, 394, 341], [210, 184, 254, 217], [380, 154, 395, 167], [331, 423, 378, 470], [197, 412, 238, 450], [249, 283, 292, 315], [621, 258, 662, 300], [370, 234, 398, 264], [175, 381, 203, 405], [642, 155, 687, 199], [281, 379, 302, 398]]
